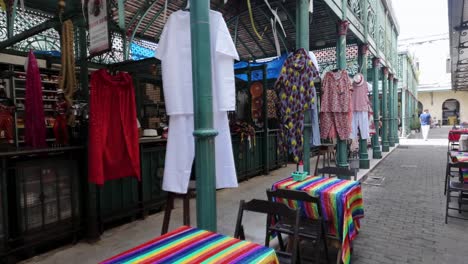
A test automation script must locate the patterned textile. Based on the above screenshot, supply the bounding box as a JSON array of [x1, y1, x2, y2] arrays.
[[267, 89, 278, 119], [320, 70, 353, 140], [272, 176, 364, 264], [450, 151, 468, 183], [448, 129, 468, 142], [274, 48, 319, 162], [100, 226, 279, 264]]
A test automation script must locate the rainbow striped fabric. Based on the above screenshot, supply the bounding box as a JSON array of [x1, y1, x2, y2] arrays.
[[100, 226, 279, 264], [450, 151, 468, 183], [272, 176, 364, 264]]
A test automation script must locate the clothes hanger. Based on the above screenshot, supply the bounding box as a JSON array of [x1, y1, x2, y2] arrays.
[[183, 0, 190, 11]]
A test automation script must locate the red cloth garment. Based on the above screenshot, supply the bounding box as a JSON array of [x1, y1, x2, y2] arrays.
[[88, 69, 140, 185], [25, 50, 47, 148], [53, 115, 68, 145]]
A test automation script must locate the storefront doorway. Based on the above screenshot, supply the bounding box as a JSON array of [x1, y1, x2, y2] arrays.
[[442, 99, 460, 125]]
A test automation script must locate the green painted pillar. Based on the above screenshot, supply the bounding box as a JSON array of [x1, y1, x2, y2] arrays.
[[372, 58, 382, 159], [336, 20, 350, 169], [358, 44, 370, 169], [296, 0, 311, 173], [388, 74, 395, 147], [401, 86, 407, 137], [190, 0, 218, 231], [394, 78, 400, 143], [381, 67, 390, 152]]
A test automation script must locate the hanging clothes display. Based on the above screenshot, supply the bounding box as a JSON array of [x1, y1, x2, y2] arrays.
[[307, 51, 321, 147], [88, 69, 140, 185], [156, 10, 239, 194], [350, 73, 370, 139], [24, 50, 47, 148], [275, 48, 319, 163], [320, 69, 353, 140], [250, 82, 263, 127], [266, 89, 278, 119], [236, 90, 249, 120]]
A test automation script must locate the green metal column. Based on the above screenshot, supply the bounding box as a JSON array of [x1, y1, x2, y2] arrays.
[[336, 20, 350, 169], [262, 65, 269, 174], [190, 0, 218, 231], [388, 74, 395, 147], [394, 78, 400, 143], [296, 0, 311, 173], [80, 24, 99, 240], [401, 86, 407, 137], [372, 58, 382, 159], [381, 67, 390, 152], [358, 44, 370, 169]]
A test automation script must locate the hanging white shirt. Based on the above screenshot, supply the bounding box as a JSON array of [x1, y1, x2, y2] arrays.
[[156, 10, 239, 193]]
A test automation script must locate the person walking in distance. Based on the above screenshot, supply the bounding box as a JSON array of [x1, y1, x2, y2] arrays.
[[420, 109, 431, 141]]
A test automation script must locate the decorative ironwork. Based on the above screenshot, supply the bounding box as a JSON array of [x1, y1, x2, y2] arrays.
[[379, 26, 385, 52], [373, 57, 381, 67], [348, 0, 362, 20], [360, 44, 369, 55], [367, 1, 376, 39], [314, 45, 359, 76], [91, 33, 125, 64]]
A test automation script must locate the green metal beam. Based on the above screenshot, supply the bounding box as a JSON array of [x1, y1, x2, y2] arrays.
[[296, 0, 311, 173], [388, 74, 395, 147], [358, 44, 370, 169], [141, 6, 165, 35], [381, 67, 390, 152], [191, 0, 218, 232], [0, 19, 57, 50], [117, 0, 126, 30], [126, 0, 160, 59], [372, 58, 382, 159], [239, 18, 269, 58], [276, 1, 296, 28], [257, 7, 289, 54]]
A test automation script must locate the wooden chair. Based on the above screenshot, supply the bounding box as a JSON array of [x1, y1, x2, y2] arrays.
[[314, 144, 336, 175], [317, 166, 356, 181], [234, 199, 301, 264], [161, 181, 196, 235], [445, 179, 468, 223], [267, 189, 329, 264]]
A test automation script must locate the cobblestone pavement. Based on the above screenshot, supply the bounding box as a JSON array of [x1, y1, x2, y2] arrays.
[[352, 127, 468, 264]]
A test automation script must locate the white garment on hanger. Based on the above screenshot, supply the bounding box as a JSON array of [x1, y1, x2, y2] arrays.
[[156, 10, 239, 193]]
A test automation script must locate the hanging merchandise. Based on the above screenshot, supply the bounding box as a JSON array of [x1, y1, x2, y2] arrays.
[[0, 82, 15, 144], [58, 19, 77, 126], [53, 89, 70, 146], [350, 73, 370, 139], [236, 90, 249, 121], [24, 50, 47, 148], [275, 48, 319, 163], [266, 89, 278, 119], [307, 51, 320, 147], [320, 69, 353, 140], [88, 69, 140, 185], [156, 10, 239, 194], [250, 82, 263, 127]]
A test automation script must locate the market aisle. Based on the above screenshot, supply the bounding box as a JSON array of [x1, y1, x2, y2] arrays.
[[352, 129, 468, 264]]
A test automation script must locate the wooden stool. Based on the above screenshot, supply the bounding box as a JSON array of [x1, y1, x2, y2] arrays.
[[314, 144, 335, 175], [161, 181, 196, 235]]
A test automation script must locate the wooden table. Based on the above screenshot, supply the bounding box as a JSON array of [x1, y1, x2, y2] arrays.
[[272, 176, 364, 264], [100, 226, 279, 264], [449, 151, 468, 183]]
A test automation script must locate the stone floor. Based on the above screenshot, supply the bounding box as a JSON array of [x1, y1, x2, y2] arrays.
[[21, 126, 468, 264]]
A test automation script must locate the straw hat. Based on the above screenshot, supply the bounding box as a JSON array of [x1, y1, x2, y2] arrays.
[[353, 73, 364, 85]]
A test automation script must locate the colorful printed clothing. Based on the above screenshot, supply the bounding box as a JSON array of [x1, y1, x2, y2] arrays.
[[320, 70, 353, 140], [267, 89, 278, 119], [351, 80, 370, 112], [275, 48, 319, 162]]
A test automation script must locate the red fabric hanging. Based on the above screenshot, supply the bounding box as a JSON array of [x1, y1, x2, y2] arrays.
[[25, 50, 47, 148], [88, 69, 140, 185]]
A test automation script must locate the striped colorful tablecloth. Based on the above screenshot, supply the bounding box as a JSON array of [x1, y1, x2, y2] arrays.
[[272, 176, 364, 264], [450, 151, 468, 183], [100, 226, 279, 264]]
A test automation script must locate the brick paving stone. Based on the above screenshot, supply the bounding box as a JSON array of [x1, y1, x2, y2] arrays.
[[352, 141, 468, 264]]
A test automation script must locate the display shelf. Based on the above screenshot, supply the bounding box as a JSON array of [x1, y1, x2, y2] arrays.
[[13, 77, 58, 85], [17, 139, 56, 143], [15, 88, 57, 93], [16, 108, 55, 112], [15, 97, 57, 102]]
